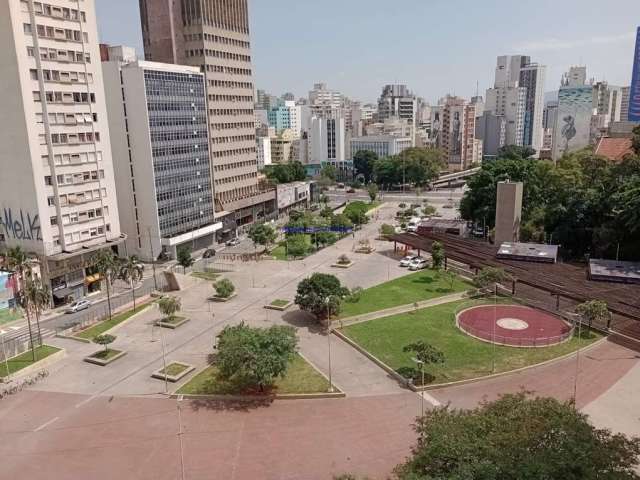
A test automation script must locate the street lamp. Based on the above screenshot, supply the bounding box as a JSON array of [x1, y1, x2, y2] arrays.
[[567, 312, 583, 407], [325, 296, 335, 393], [412, 357, 425, 417]]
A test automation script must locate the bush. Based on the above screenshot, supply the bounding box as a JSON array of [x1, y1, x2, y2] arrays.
[[286, 234, 309, 257], [380, 224, 395, 236], [343, 201, 369, 226], [345, 287, 363, 304], [215, 278, 235, 298], [338, 254, 351, 265]]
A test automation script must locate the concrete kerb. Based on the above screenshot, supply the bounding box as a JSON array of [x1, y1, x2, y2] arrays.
[[2, 347, 66, 381]]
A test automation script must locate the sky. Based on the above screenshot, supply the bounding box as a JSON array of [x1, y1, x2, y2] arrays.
[[97, 0, 639, 104]]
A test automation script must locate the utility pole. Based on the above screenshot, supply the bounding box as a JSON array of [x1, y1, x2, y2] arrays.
[[147, 227, 158, 291]]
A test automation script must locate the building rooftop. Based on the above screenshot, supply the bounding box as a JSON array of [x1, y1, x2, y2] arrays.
[[351, 135, 412, 142], [595, 137, 634, 162], [589, 259, 640, 283], [496, 242, 558, 263]]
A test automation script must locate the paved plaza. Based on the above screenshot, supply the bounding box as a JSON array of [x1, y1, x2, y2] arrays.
[[1, 201, 639, 480]]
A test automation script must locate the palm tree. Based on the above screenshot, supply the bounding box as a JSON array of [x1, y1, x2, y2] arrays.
[[92, 249, 118, 321], [119, 256, 144, 311], [6, 246, 37, 360], [24, 276, 50, 347]]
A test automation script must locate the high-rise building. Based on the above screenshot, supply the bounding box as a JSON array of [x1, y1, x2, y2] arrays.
[[0, 0, 122, 304], [475, 111, 506, 158], [439, 96, 479, 171], [256, 137, 271, 170], [485, 55, 545, 154], [620, 86, 630, 121], [139, 0, 276, 230], [308, 83, 342, 108], [270, 129, 297, 164], [350, 135, 412, 159], [267, 101, 301, 136], [377, 84, 417, 140], [309, 116, 347, 164], [103, 51, 220, 261]]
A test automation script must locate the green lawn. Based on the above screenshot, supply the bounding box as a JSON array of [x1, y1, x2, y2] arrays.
[[270, 236, 314, 261], [270, 299, 290, 307], [161, 362, 190, 376], [75, 304, 150, 340], [0, 345, 61, 378], [339, 269, 470, 318], [177, 354, 330, 395], [341, 300, 601, 385], [88, 349, 122, 361], [191, 271, 220, 282], [0, 308, 22, 325], [365, 201, 381, 212]]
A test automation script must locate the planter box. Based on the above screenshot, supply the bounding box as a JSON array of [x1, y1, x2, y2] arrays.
[[83, 349, 127, 366], [355, 247, 376, 254], [211, 292, 237, 302], [264, 300, 293, 311], [155, 316, 190, 329], [152, 362, 195, 383], [331, 261, 355, 269]]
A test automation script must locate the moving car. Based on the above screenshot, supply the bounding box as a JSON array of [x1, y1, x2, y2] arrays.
[[225, 238, 241, 247], [399, 255, 418, 267], [408, 258, 428, 271], [66, 299, 91, 314], [202, 248, 216, 259]]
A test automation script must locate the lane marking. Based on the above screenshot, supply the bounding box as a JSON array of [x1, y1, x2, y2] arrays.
[[74, 395, 97, 409], [34, 416, 59, 432]]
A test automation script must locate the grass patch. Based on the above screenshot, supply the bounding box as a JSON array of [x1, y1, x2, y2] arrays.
[[89, 349, 122, 361], [270, 299, 290, 307], [0, 345, 61, 378], [177, 354, 330, 395], [341, 299, 602, 384], [0, 308, 22, 325], [339, 268, 470, 318], [270, 236, 314, 261], [160, 362, 190, 376], [159, 316, 186, 325], [75, 305, 150, 340], [366, 201, 381, 212], [191, 271, 220, 282]]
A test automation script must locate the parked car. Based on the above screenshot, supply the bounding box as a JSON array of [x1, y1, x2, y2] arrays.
[[225, 237, 241, 247], [202, 248, 216, 259], [399, 255, 418, 267], [66, 299, 91, 314], [408, 258, 428, 271], [406, 217, 421, 232]]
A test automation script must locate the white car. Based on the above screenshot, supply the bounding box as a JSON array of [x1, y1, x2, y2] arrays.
[[408, 258, 428, 271], [66, 299, 91, 314], [399, 255, 418, 267]]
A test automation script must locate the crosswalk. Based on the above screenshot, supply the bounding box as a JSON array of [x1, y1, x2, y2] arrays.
[[0, 324, 56, 342]]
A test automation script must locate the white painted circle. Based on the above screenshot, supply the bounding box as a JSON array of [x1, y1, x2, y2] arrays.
[[497, 318, 529, 331]]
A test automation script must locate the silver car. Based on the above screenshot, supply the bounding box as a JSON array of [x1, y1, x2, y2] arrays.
[[66, 299, 91, 314], [408, 258, 428, 271], [399, 255, 418, 267]]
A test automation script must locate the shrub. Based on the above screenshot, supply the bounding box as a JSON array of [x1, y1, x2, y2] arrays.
[[93, 334, 116, 352], [338, 254, 351, 265], [215, 278, 235, 298]]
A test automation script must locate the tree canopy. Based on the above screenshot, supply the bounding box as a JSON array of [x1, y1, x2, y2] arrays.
[[264, 161, 307, 184], [295, 273, 349, 321], [249, 223, 278, 252], [460, 146, 640, 259], [353, 150, 378, 183], [395, 392, 640, 480]]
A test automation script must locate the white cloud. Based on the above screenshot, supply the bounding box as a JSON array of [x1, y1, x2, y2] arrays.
[[514, 31, 636, 53]]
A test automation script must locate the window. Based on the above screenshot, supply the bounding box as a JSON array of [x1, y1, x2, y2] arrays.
[[50, 216, 58, 226]]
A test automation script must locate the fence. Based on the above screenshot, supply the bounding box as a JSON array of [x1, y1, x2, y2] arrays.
[[0, 330, 43, 361]]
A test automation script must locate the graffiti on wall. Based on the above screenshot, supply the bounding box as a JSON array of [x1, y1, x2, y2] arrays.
[[0, 208, 42, 242]]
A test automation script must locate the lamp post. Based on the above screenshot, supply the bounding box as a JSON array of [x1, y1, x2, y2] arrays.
[[325, 296, 334, 393], [412, 357, 425, 417], [570, 312, 583, 408], [491, 282, 498, 374]]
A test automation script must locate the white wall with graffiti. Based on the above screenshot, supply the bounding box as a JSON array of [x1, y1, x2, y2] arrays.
[[552, 86, 595, 160]]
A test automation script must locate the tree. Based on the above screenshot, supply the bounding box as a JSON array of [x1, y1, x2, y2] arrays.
[[395, 392, 640, 480], [380, 224, 395, 237], [367, 183, 379, 202], [216, 323, 297, 392], [403, 341, 444, 384], [177, 247, 195, 274], [632, 124, 640, 155], [23, 276, 50, 348], [398, 147, 445, 186], [437, 269, 457, 291], [320, 164, 337, 182], [119, 256, 144, 311], [576, 300, 611, 330], [295, 273, 349, 321], [319, 206, 334, 218], [473, 266, 507, 289], [331, 213, 353, 235], [92, 249, 119, 322], [430, 241, 445, 270], [93, 334, 116, 353], [343, 201, 369, 227], [353, 150, 378, 183], [158, 296, 181, 321], [373, 156, 399, 189], [422, 204, 437, 216], [215, 278, 235, 299], [264, 161, 307, 184], [249, 224, 278, 253], [286, 234, 309, 258], [498, 145, 537, 159], [6, 246, 38, 360]]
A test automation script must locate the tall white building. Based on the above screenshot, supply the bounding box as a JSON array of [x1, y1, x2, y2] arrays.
[[308, 82, 342, 108], [350, 135, 412, 159], [0, 0, 122, 304], [309, 116, 347, 164], [103, 53, 221, 261]]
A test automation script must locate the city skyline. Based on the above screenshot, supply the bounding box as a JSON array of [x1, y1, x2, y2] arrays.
[[97, 0, 639, 103]]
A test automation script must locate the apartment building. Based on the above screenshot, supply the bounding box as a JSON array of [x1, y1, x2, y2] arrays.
[[0, 0, 122, 304], [139, 0, 276, 231], [103, 50, 220, 261], [350, 135, 412, 159]]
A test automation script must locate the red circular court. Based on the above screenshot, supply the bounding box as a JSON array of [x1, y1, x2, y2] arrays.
[[457, 305, 573, 347]]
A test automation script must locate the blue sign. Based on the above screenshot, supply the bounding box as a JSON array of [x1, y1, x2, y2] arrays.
[[630, 27, 640, 122]]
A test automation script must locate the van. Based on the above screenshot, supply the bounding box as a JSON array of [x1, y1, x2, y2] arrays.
[[406, 217, 421, 233]]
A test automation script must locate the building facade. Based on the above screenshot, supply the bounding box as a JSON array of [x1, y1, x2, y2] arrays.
[[0, 0, 123, 304], [103, 55, 220, 261], [350, 135, 412, 159], [475, 111, 506, 158], [267, 100, 301, 136], [139, 0, 276, 230]]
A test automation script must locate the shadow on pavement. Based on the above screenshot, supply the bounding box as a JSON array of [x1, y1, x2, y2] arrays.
[[281, 310, 325, 334]]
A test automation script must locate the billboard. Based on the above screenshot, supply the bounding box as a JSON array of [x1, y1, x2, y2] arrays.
[[0, 271, 16, 311], [630, 27, 640, 122]]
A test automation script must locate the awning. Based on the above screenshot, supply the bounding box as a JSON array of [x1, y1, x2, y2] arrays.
[[85, 274, 102, 284], [52, 287, 73, 299]]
